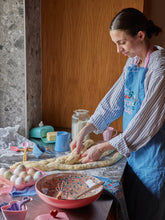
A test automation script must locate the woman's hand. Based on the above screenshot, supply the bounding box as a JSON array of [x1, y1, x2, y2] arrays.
[[81, 144, 103, 163], [70, 130, 85, 154], [70, 123, 96, 154], [81, 141, 115, 163]]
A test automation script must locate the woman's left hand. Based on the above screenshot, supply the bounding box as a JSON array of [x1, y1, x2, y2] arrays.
[[81, 141, 114, 163], [81, 144, 102, 163]]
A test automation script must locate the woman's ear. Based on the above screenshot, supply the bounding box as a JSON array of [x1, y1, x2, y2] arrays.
[[137, 31, 146, 41]]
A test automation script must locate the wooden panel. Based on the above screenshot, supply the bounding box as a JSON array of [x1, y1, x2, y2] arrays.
[[41, 0, 144, 132]]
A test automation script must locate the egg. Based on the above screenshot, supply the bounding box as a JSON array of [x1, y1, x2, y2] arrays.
[[3, 170, 13, 180], [27, 168, 36, 177], [10, 174, 18, 183], [33, 170, 43, 181], [13, 168, 21, 176], [17, 164, 26, 171], [14, 164, 26, 175], [0, 167, 7, 175], [24, 175, 33, 183], [19, 171, 27, 179], [15, 176, 25, 186]]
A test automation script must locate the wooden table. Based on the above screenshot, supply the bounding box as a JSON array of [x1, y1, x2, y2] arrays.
[[0, 193, 113, 220]]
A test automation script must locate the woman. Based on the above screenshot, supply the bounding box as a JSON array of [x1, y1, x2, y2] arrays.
[[70, 8, 165, 220]]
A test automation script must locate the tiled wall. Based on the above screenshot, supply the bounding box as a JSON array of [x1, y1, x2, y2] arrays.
[[0, 0, 41, 137]]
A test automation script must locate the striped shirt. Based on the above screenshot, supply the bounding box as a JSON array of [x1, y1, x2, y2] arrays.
[[88, 46, 165, 157]]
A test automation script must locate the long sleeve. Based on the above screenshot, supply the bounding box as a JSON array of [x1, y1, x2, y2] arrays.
[[88, 68, 126, 132]]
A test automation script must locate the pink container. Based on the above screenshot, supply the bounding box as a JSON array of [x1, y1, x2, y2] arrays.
[[0, 168, 46, 191], [1, 201, 27, 220], [103, 127, 118, 141], [0, 176, 13, 195]]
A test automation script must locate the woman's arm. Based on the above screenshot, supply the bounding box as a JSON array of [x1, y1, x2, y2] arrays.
[[88, 68, 126, 133]]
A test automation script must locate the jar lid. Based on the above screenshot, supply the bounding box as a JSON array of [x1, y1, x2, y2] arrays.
[[74, 109, 89, 115]]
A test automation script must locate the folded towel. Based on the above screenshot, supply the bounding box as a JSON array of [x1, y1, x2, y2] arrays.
[[10, 185, 37, 197]]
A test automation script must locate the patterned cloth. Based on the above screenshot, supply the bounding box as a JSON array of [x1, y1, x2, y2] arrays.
[[96, 176, 129, 220]]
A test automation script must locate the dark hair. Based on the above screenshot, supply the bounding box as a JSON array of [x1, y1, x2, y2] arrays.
[[110, 8, 161, 39]]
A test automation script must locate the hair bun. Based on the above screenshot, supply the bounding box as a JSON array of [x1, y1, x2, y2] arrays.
[[146, 19, 161, 38]]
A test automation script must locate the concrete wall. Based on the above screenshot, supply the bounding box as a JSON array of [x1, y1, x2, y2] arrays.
[[25, 0, 42, 137], [0, 0, 41, 136], [0, 0, 26, 135]]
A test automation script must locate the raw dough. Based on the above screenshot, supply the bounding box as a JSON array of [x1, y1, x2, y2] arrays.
[[10, 139, 123, 171]]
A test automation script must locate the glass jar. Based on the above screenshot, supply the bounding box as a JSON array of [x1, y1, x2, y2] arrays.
[[71, 109, 90, 141]]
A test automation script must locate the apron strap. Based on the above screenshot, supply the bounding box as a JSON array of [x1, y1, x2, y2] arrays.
[[144, 45, 153, 68], [135, 44, 153, 68]]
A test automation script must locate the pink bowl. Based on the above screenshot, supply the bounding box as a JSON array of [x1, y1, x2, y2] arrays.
[[1, 201, 27, 220], [35, 173, 103, 209]]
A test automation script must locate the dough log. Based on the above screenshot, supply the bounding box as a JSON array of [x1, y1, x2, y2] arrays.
[[10, 139, 123, 171]]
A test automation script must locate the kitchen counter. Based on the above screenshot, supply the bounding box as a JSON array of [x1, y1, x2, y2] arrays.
[[0, 142, 126, 181]]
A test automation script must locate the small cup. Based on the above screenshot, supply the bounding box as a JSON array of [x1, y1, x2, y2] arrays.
[[103, 127, 118, 141], [55, 131, 71, 152], [1, 201, 27, 220]]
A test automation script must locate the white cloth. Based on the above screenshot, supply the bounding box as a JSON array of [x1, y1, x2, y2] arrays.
[[0, 125, 34, 150], [88, 46, 165, 157], [0, 125, 35, 168]]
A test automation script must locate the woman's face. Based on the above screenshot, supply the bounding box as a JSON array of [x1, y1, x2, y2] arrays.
[[110, 29, 144, 58]]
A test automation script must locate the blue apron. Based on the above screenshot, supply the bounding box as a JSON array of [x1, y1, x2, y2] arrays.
[[123, 47, 165, 220]]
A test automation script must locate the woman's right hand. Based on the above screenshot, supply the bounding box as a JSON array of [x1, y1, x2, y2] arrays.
[[70, 123, 96, 154], [70, 131, 85, 154]]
